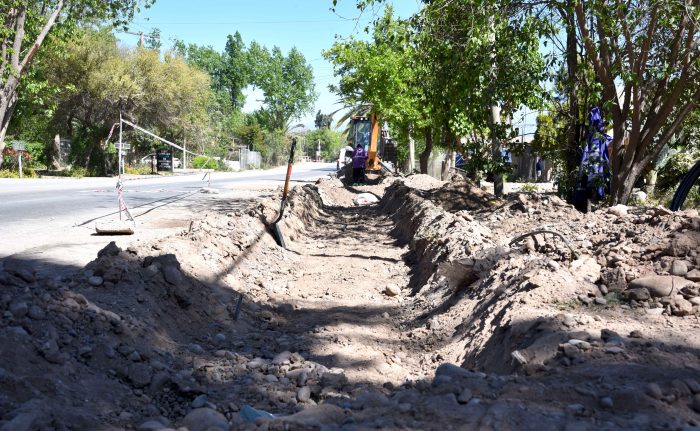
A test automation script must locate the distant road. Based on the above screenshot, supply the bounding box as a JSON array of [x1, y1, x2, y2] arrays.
[[0, 163, 336, 274]]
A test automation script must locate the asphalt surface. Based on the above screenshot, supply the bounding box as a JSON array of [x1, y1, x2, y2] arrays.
[[0, 163, 336, 274]]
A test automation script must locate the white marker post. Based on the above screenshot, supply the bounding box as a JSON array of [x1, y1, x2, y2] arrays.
[[13, 141, 26, 178]]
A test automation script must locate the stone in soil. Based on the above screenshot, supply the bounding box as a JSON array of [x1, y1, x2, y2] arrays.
[[182, 408, 229, 431]]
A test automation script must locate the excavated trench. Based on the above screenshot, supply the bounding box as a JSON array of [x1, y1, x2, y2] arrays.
[[0, 175, 698, 430]]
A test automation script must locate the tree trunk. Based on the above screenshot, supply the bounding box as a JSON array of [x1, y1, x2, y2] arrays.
[[0, 79, 20, 166], [644, 169, 657, 196], [48, 134, 61, 170], [419, 127, 433, 174], [408, 125, 416, 174], [563, 10, 581, 199], [491, 105, 503, 197], [441, 146, 454, 181]]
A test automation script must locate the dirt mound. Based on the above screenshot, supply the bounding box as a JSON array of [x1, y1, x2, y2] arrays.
[[424, 177, 501, 212], [401, 173, 445, 191]]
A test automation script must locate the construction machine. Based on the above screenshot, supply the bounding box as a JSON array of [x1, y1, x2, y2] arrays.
[[338, 112, 396, 172]]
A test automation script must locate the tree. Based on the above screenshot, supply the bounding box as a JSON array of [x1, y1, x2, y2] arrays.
[[222, 32, 250, 110], [0, 0, 152, 165], [572, 1, 700, 204], [30, 28, 212, 174], [314, 110, 332, 129], [306, 127, 343, 160], [251, 45, 317, 131], [324, 7, 426, 171]]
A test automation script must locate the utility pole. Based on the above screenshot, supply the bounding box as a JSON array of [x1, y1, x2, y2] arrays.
[[121, 30, 145, 48]]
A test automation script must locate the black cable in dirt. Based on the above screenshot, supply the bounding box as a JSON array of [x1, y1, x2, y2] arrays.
[[75, 189, 200, 227], [509, 229, 580, 260]]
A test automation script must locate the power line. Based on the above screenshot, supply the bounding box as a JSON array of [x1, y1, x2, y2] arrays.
[[132, 18, 354, 25]]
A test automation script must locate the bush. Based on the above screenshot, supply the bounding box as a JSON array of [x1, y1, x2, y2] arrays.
[[124, 165, 154, 175], [191, 155, 216, 169]]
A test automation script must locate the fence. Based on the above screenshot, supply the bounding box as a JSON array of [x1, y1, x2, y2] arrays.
[[239, 147, 261, 170]]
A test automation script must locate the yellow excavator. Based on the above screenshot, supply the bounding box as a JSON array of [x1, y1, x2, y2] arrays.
[[337, 112, 396, 172]]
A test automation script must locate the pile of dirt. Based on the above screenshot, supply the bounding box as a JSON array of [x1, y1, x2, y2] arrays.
[[421, 176, 501, 212], [1, 175, 699, 430]]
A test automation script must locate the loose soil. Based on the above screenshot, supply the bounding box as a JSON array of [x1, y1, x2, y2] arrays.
[[0, 173, 699, 430]]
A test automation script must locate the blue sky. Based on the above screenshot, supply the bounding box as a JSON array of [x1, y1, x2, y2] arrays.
[[124, 0, 422, 129]]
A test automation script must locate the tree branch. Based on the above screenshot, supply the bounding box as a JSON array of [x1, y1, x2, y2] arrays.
[[19, 0, 64, 74], [11, 5, 27, 73]]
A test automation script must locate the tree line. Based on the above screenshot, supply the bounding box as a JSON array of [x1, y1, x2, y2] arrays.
[[327, 0, 700, 205], [0, 0, 344, 176]]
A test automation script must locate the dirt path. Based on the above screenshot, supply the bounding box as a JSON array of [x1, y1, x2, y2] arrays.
[[275, 205, 417, 385]]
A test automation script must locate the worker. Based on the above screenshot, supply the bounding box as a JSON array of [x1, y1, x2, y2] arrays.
[[352, 143, 367, 185], [536, 158, 544, 182]]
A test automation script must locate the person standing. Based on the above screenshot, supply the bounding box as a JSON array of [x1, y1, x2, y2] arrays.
[[352, 143, 367, 185]]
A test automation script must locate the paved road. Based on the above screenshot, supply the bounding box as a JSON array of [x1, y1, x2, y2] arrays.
[[0, 163, 336, 274]]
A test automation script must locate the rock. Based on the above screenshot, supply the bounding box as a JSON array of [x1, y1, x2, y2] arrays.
[[182, 408, 228, 431], [599, 397, 614, 409], [5, 261, 36, 283], [645, 383, 663, 400], [321, 371, 347, 388], [625, 288, 650, 301], [297, 386, 311, 402], [457, 388, 473, 404], [27, 305, 45, 320], [272, 351, 293, 365], [128, 363, 153, 388], [686, 269, 700, 282], [39, 339, 63, 364], [189, 344, 205, 355], [600, 268, 627, 292], [671, 260, 689, 276], [594, 297, 607, 305], [9, 301, 28, 317], [214, 333, 226, 343], [297, 371, 308, 387], [629, 330, 643, 338], [632, 191, 647, 202], [561, 314, 577, 328], [384, 284, 400, 297], [672, 297, 694, 316], [570, 257, 601, 283], [98, 241, 121, 257], [627, 275, 694, 298], [192, 394, 208, 409], [692, 394, 700, 413], [686, 378, 700, 394], [163, 266, 183, 285], [608, 204, 628, 217]]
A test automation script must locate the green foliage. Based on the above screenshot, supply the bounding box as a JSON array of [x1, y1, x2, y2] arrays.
[[519, 183, 539, 193], [656, 149, 700, 195], [13, 28, 214, 175], [191, 155, 215, 169], [235, 123, 265, 151], [251, 46, 317, 131], [315, 110, 333, 129], [124, 164, 153, 175], [305, 128, 343, 161]]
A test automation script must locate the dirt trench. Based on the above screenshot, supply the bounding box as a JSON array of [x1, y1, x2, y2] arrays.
[[1, 175, 699, 430]]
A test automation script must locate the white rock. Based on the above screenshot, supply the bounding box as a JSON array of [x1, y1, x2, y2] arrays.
[[608, 204, 628, 217], [384, 284, 400, 297]]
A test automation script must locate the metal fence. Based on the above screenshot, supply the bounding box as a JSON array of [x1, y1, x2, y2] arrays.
[[239, 147, 261, 169]]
